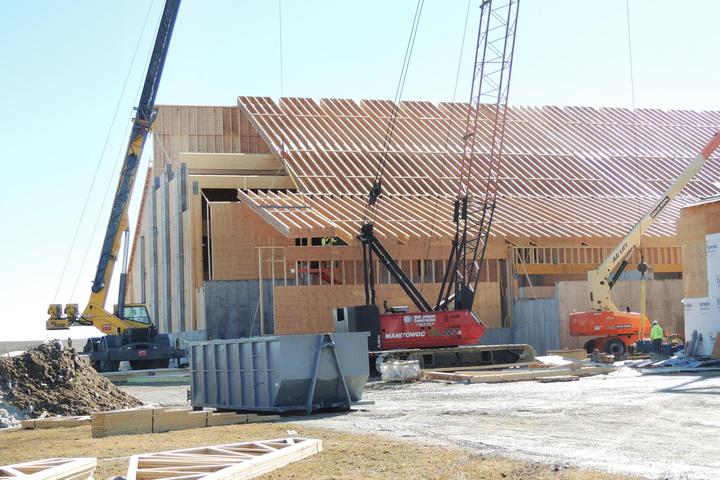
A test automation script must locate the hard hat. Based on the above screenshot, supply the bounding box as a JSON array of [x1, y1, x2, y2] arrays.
[[652, 320, 658, 325]]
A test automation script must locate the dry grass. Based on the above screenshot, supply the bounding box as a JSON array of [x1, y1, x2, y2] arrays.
[[0, 422, 634, 479]]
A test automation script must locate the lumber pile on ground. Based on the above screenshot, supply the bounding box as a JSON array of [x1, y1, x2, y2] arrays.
[[421, 358, 615, 384], [0, 458, 96, 480], [91, 407, 279, 438], [127, 438, 322, 480], [547, 349, 587, 361], [21, 416, 91, 430]]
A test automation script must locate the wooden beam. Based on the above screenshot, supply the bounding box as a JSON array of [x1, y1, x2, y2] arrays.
[[189, 175, 295, 190], [179, 152, 283, 174]]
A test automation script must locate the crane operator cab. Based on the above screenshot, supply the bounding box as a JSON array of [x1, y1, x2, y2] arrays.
[[115, 304, 152, 326]]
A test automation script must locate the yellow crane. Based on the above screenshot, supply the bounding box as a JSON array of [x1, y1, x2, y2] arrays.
[[47, 0, 183, 371]]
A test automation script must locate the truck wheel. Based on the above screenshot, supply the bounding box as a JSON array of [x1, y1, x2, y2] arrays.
[[583, 340, 596, 354], [605, 338, 626, 356]]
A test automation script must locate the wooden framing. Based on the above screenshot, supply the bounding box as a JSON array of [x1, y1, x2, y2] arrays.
[[126, 99, 719, 339], [0, 458, 96, 480], [126, 438, 322, 480]]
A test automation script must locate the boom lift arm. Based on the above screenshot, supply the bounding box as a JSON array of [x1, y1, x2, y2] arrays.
[[48, 0, 181, 334], [587, 131, 720, 312]]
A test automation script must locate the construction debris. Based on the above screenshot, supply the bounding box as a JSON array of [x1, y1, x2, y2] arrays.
[[0, 457, 96, 480], [126, 438, 322, 480], [0, 404, 23, 429], [590, 351, 617, 364], [626, 353, 720, 373], [380, 360, 420, 382], [0, 341, 142, 418], [91, 407, 280, 438]]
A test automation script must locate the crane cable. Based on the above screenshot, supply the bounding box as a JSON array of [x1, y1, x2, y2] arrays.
[[420, 0, 472, 295], [362, 0, 425, 226], [625, 0, 647, 337], [52, 0, 157, 304]]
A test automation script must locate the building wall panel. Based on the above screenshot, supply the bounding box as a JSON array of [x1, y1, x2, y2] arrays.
[[272, 282, 501, 335]]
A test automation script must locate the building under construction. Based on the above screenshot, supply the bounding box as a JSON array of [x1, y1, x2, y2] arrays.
[[125, 97, 720, 352]]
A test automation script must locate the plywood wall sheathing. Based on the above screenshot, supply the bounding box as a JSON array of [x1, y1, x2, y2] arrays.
[[152, 105, 270, 175], [273, 282, 502, 334], [678, 199, 720, 297], [209, 203, 294, 280]]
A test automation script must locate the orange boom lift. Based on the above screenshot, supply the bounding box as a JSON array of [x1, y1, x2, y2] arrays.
[[570, 131, 720, 355]]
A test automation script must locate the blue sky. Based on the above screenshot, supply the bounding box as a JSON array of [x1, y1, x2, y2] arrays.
[[1, 0, 718, 341]]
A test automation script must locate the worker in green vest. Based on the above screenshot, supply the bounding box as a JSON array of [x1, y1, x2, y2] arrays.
[[650, 320, 664, 354]]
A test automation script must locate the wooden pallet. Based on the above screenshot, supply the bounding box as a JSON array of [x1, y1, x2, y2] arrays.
[[91, 408, 280, 438], [127, 438, 322, 480], [0, 458, 96, 480], [21, 416, 91, 430], [422, 366, 615, 384]]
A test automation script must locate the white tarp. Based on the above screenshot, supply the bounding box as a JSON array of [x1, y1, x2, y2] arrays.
[[682, 297, 719, 356], [681, 234, 720, 356], [380, 360, 420, 382]]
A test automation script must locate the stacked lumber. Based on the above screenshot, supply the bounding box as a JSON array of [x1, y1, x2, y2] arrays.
[[422, 365, 615, 384], [127, 438, 322, 480], [21, 416, 91, 430], [0, 458, 96, 480], [91, 408, 279, 438]]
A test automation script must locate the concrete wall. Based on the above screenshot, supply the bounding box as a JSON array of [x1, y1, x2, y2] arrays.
[[203, 280, 274, 339], [512, 298, 560, 355]]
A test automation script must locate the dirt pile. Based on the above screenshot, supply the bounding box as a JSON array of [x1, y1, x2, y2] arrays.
[[0, 341, 143, 417]]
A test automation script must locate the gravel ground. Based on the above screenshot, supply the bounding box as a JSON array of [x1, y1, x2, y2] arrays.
[[122, 367, 720, 480]]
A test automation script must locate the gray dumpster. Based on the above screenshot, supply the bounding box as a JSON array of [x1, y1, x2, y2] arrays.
[[189, 332, 369, 413]]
